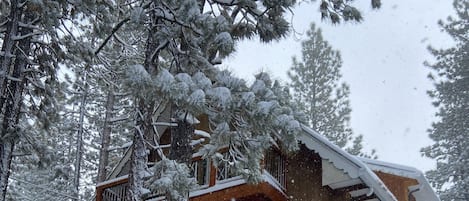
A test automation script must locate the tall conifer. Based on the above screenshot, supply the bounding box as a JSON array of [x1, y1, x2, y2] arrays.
[[422, 1, 469, 200], [288, 23, 374, 157]]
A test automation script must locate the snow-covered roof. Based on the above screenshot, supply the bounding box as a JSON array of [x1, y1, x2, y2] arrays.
[[107, 145, 132, 179], [101, 119, 437, 201], [299, 125, 398, 201], [359, 157, 440, 201]]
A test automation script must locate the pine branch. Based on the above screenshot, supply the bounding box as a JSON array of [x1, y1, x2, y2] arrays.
[[94, 18, 130, 55], [9, 177, 79, 200]]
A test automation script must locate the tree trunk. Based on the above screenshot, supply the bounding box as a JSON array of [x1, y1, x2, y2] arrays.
[[0, 142, 14, 201], [169, 112, 194, 164], [127, 101, 149, 201], [74, 71, 89, 200], [127, 15, 160, 200], [0, 6, 20, 197], [0, 0, 20, 107], [164, 15, 197, 199], [97, 88, 115, 183], [0, 2, 33, 199], [166, 110, 194, 201]]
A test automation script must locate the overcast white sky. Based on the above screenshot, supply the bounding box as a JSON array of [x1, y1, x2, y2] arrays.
[[225, 0, 454, 172]]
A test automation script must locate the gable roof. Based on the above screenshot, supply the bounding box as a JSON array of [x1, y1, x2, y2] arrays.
[[299, 125, 398, 201], [359, 157, 440, 201], [100, 121, 438, 201]]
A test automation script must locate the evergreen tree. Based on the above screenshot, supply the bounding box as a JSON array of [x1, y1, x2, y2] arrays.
[[319, 0, 381, 23], [1, 1, 134, 199], [62, 2, 138, 196], [0, 0, 383, 199], [0, 1, 69, 200], [7, 80, 77, 201], [101, 0, 309, 199], [421, 0, 469, 200], [0, 0, 381, 199], [288, 23, 375, 157], [88, 1, 382, 200]]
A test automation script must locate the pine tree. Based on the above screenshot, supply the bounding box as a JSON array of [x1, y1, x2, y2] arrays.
[[112, 0, 300, 199], [319, 0, 381, 23], [421, 0, 469, 200], [288, 23, 374, 157], [0, 1, 69, 200], [7, 80, 77, 201], [1, 1, 135, 199], [0, 0, 383, 199], [86, 1, 382, 200]]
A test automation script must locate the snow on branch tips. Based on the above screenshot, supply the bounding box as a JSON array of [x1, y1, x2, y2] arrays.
[[124, 64, 153, 97], [154, 69, 175, 94], [206, 87, 232, 109], [146, 159, 196, 200], [192, 72, 212, 90]]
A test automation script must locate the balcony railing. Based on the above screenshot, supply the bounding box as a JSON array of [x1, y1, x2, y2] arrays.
[[97, 150, 287, 201], [102, 183, 128, 201], [264, 149, 287, 190], [96, 159, 211, 201], [96, 175, 129, 201]]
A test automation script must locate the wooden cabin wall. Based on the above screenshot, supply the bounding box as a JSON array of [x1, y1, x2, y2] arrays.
[[194, 114, 210, 132], [191, 182, 287, 201], [374, 171, 419, 201], [286, 144, 348, 201]]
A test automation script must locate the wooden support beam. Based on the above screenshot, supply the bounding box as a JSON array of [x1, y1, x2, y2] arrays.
[[334, 183, 368, 193], [351, 193, 378, 201]]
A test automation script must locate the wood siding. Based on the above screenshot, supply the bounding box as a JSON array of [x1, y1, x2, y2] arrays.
[[374, 171, 419, 201], [191, 182, 286, 201], [286, 144, 349, 201]]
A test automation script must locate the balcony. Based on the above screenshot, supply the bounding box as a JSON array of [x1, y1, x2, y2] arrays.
[[264, 149, 287, 190], [96, 151, 287, 201], [96, 175, 129, 201]]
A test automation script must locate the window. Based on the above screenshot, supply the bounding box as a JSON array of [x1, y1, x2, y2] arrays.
[[264, 148, 286, 189], [216, 153, 237, 181], [190, 159, 209, 186]]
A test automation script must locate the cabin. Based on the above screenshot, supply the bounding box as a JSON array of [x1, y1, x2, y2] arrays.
[[95, 111, 439, 201]]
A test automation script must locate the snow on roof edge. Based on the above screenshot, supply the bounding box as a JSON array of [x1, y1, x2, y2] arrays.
[[359, 157, 440, 201], [359, 157, 421, 178], [189, 177, 246, 198], [106, 144, 133, 180], [300, 125, 397, 201]]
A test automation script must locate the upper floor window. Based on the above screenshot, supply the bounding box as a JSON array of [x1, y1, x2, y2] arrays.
[[190, 159, 209, 186], [216, 153, 237, 181], [264, 148, 287, 189]]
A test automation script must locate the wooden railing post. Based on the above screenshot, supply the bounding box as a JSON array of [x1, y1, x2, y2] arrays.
[[96, 186, 103, 201], [209, 161, 216, 187]]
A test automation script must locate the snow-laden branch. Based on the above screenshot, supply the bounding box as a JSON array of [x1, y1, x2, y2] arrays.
[[18, 19, 42, 30], [109, 116, 129, 123], [194, 129, 211, 138], [94, 18, 130, 55], [9, 177, 79, 200], [150, 40, 169, 63], [12, 31, 43, 40], [191, 138, 205, 146], [25, 77, 45, 90], [152, 3, 202, 36], [212, 0, 240, 6], [5, 75, 22, 82], [107, 141, 133, 152], [152, 122, 178, 127]]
